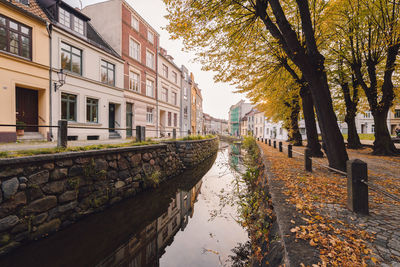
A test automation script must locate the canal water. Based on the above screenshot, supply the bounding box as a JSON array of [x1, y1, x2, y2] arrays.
[[0, 142, 248, 267]]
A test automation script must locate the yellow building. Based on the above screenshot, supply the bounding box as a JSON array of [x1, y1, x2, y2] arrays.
[[0, 0, 50, 142]]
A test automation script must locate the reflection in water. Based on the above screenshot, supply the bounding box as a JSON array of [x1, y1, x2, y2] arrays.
[[0, 143, 248, 267], [98, 180, 203, 267]]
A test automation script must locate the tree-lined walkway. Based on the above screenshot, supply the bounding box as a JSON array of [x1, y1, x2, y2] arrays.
[[257, 140, 400, 266]]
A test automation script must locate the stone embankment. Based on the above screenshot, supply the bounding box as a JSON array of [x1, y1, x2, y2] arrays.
[[0, 137, 219, 255]]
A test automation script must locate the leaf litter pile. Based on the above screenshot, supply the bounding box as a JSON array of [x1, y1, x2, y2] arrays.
[[258, 141, 379, 266]]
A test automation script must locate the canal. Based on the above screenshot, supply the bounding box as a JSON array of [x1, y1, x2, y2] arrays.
[[0, 142, 248, 267]]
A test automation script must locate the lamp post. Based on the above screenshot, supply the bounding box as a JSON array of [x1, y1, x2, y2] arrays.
[[54, 69, 67, 92]]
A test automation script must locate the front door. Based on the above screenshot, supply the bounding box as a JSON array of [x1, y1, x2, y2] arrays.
[[109, 103, 115, 132], [16, 87, 38, 132], [126, 103, 133, 137]]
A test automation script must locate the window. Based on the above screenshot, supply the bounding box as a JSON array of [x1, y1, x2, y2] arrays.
[[15, 0, 29, 5], [129, 71, 140, 92], [364, 112, 371, 118], [59, 8, 70, 28], [162, 64, 168, 77], [61, 93, 77, 121], [172, 92, 177, 105], [279, 128, 283, 135], [168, 112, 172, 126], [101, 60, 115, 86], [131, 15, 139, 31], [372, 124, 375, 133], [147, 30, 154, 44], [146, 79, 154, 97], [61, 42, 82, 74], [0, 15, 31, 59], [129, 38, 140, 61], [172, 71, 177, 83], [73, 17, 84, 35], [161, 88, 168, 102], [184, 106, 188, 117], [146, 107, 153, 124], [174, 113, 177, 127], [184, 86, 187, 97], [86, 98, 98, 123], [395, 109, 400, 118], [146, 50, 154, 69]]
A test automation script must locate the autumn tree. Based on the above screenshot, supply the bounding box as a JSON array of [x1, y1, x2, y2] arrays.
[[329, 0, 400, 154], [165, 0, 348, 169]]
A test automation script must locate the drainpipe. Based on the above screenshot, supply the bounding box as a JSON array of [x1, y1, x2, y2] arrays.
[[46, 22, 53, 141]]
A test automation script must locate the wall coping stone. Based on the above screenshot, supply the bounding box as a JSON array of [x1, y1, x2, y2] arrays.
[[162, 137, 219, 145], [0, 144, 168, 166]]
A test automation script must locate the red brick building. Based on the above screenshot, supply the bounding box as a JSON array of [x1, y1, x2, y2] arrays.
[[83, 0, 160, 137]]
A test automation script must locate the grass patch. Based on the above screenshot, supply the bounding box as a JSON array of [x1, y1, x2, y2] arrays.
[[342, 133, 375, 140], [0, 140, 159, 159], [178, 134, 215, 141]]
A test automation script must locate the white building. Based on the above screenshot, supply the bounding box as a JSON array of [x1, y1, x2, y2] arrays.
[[158, 48, 181, 137], [264, 120, 288, 140], [355, 108, 400, 135], [43, 1, 126, 141]]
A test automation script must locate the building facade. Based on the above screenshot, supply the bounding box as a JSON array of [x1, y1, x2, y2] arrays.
[[190, 73, 203, 134], [83, 0, 160, 137], [355, 108, 400, 135], [180, 65, 191, 135], [195, 86, 203, 134], [254, 110, 265, 139], [39, 0, 126, 141], [0, 0, 50, 142], [228, 100, 252, 136], [157, 48, 181, 137]]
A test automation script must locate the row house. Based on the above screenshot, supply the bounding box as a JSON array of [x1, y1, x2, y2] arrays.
[[38, 0, 126, 141], [190, 73, 204, 134], [228, 100, 252, 136], [254, 110, 265, 139], [355, 107, 400, 135], [0, 0, 50, 142], [158, 48, 181, 137], [180, 65, 191, 134], [203, 113, 229, 134], [83, 0, 159, 137]]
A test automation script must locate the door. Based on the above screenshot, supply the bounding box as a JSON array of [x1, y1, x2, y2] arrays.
[[16, 87, 38, 132], [126, 103, 133, 137], [109, 103, 115, 132]]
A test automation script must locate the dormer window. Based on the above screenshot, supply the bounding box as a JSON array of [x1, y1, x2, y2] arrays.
[[74, 17, 84, 35], [59, 7, 85, 36], [15, 0, 29, 5], [59, 8, 70, 28]]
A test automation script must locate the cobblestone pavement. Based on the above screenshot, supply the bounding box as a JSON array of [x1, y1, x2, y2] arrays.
[[261, 139, 400, 265]]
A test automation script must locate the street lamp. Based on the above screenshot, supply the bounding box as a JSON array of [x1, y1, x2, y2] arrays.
[[54, 69, 67, 92]]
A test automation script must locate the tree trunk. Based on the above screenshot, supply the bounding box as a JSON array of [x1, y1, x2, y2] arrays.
[[373, 109, 398, 155], [300, 85, 323, 157], [289, 98, 302, 146], [345, 113, 362, 149]]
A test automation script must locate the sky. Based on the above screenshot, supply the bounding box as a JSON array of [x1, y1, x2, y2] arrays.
[[65, 0, 248, 120]]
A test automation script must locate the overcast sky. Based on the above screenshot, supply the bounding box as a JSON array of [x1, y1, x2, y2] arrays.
[[65, 0, 248, 120]]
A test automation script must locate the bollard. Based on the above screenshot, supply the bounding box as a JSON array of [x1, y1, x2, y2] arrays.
[[268, 139, 271, 146], [288, 144, 292, 158], [136, 126, 142, 142], [57, 120, 68, 148], [273, 140, 276, 148], [198, 130, 200, 135], [265, 139, 267, 145], [173, 129, 176, 140], [305, 148, 312, 172], [347, 159, 369, 215], [188, 130, 191, 136], [279, 141, 282, 152], [261, 138, 263, 142]]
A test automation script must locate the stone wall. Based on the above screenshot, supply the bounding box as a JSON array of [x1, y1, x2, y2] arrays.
[[0, 137, 218, 254]]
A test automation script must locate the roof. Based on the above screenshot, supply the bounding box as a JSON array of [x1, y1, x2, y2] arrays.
[[0, 0, 49, 22], [36, 0, 121, 59]]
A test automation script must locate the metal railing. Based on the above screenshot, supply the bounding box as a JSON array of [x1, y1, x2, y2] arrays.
[[257, 137, 400, 215]]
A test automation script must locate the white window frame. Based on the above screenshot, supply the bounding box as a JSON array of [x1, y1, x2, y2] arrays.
[[146, 107, 154, 124], [146, 50, 155, 69], [129, 37, 140, 62], [146, 79, 154, 97], [172, 71, 177, 84], [161, 87, 168, 102], [147, 30, 154, 44], [129, 71, 140, 92], [74, 16, 84, 35], [59, 8, 70, 28], [162, 64, 168, 78], [131, 15, 139, 31]]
